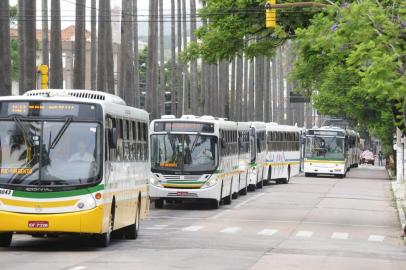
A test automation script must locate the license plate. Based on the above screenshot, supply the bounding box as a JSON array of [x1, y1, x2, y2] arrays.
[[28, 221, 49, 228], [176, 192, 189, 196]]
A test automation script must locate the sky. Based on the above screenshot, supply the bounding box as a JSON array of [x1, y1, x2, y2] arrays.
[[9, 0, 185, 31]]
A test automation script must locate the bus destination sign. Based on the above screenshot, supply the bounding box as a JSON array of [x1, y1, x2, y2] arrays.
[[154, 121, 215, 133]]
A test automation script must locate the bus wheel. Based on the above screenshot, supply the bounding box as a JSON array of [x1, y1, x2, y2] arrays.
[[124, 201, 140, 240], [95, 211, 114, 247], [247, 184, 256, 192], [0, 233, 12, 247], [223, 186, 232, 205], [154, 198, 164, 209], [256, 180, 263, 189], [232, 191, 239, 200], [209, 199, 220, 209], [239, 185, 248, 196]]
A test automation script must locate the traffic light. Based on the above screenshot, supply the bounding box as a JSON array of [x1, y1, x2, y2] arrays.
[[265, 0, 276, 28], [37, 64, 49, 89]]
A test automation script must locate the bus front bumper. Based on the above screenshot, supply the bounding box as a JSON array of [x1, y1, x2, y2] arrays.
[[304, 163, 345, 175], [149, 183, 221, 201], [0, 206, 104, 234]]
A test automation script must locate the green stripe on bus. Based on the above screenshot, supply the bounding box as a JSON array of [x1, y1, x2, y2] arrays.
[[12, 184, 104, 199]]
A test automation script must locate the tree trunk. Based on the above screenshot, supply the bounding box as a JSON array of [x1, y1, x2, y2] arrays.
[[176, 0, 182, 116], [133, 0, 140, 107], [264, 58, 270, 122], [230, 58, 236, 120], [18, 0, 25, 94], [277, 46, 285, 124], [170, 0, 177, 115], [255, 55, 264, 121], [235, 56, 243, 121], [41, 0, 49, 68], [50, 0, 62, 89], [104, 0, 115, 94], [146, 0, 158, 119], [248, 59, 255, 120], [0, 0, 11, 95], [190, 0, 198, 115], [97, 0, 106, 91], [181, 0, 189, 114], [271, 58, 277, 122], [159, 0, 165, 115], [91, 0, 96, 90], [24, 0, 36, 91], [74, 0, 86, 89], [119, 0, 135, 106], [243, 56, 248, 121]]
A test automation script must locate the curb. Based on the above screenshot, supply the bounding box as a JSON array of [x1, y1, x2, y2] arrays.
[[391, 181, 406, 232]]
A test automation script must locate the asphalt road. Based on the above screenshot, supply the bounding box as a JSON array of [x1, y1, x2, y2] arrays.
[[2, 165, 406, 270]]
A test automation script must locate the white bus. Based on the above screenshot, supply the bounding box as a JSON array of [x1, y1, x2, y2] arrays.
[[304, 126, 360, 178], [0, 90, 150, 247], [149, 115, 247, 209], [264, 123, 302, 184], [247, 122, 268, 190]]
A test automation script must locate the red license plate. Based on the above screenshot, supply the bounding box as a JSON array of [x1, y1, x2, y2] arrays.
[[176, 192, 189, 196], [28, 221, 49, 228]]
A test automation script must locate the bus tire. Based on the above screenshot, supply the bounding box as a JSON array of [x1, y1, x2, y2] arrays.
[[279, 167, 290, 184], [248, 184, 256, 192], [154, 198, 164, 209], [232, 191, 239, 200], [0, 233, 12, 247], [124, 199, 141, 240], [95, 202, 115, 248], [256, 180, 263, 189], [223, 182, 232, 205]]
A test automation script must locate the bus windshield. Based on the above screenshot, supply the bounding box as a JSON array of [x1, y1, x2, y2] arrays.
[[151, 134, 218, 173], [0, 120, 102, 187], [305, 136, 344, 160]]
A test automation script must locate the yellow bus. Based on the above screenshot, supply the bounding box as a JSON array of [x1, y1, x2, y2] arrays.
[[0, 89, 149, 247]]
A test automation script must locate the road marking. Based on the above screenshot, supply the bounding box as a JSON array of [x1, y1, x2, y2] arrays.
[[234, 193, 265, 209], [332, 232, 349, 240], [153, 224, 169, 227], [296, 231, 313, 238], [68, 267, 87, 270], [257, 229, 278, 236], [210, 210, 230, 220], [145, 227, 165, 230], [368, 235, 385, 242], [182, 226, 204, 232], [220, 227, 241, 234]]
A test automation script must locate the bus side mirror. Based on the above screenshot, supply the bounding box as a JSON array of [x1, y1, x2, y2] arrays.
[[220, 138, 226, 149], [109, 128, 118, 149]]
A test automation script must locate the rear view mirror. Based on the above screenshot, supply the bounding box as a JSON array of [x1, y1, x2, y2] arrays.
[[109, 128, 118, 149], [220, 138, 226, 149]]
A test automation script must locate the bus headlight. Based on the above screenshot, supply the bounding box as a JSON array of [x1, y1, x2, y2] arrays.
[[76, 196, 96, 210], [202, 177, 218, 188], [149, 177, 162, 187]]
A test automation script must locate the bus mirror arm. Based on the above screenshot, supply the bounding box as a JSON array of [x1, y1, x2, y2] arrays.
[[109, 128, 118, 149]]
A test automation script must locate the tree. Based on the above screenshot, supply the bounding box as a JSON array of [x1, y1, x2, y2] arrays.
[[104, 0, 115, 94], [50, 0, 63, 89], [97, 0, 106, 91], [24, 0, 36, 91], [176, 0, 183, 116], [74, 0, 86, 89], [190, 0, 198, 115], [41, 0, 49, 68], [133, 0, 141, 107], [17, 0, 24, 94], [91, 0, 96, 90], [0, 0, 11, 95], [119, 0, 135, 105], [170, 0, 177, 115], [159, 0, 165, 115]]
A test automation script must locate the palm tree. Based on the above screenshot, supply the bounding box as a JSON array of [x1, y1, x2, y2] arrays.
[[170, 0, 177, 115], [230, 58, 236, 120], [133, 0, 140, 107], [119, 0, 135, 105], [159, 0, 165, 115], [50, 0, 63, 89], [91, 0, 96, 90], [243, 56, 248, 121], [17, 0, 24, 94], [248, 58, 254, 120], [235, 56, 243, 121], [0, 0, 11, 95], [24, 0, 36, 91], [74, 0, 86, 89], [41, 0, 49, 68], [146, 0, 158, 119], [97, 0, 106, 91], [190, 0, 198, 115], [255, 55, 264, 121], [104, 0, 115, 94], [181, 0, 189, 113], [277, 46, 285, 124], [176, 0, 182, 116]]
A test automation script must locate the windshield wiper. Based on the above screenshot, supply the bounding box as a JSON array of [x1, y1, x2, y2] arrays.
[[13, 116, 34, 147], [49, 117, 72, 150]]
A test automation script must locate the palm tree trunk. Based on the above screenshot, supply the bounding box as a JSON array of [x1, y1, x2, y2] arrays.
[[119, 0, 135, 105], [41, 0, 49, 68], [50, 0, 62, 89], [230, 58, 236, 120], [104, 0, 115, 94], [190, 0, 198, 115], [146, 0, 158, 119], [235, 56, 243, 121], [24, 0, 36, 91], [271, 57, 277, 122], [181, 0, 189, 114], [243, 56, 248, 121], [133, 0, 140, 107], [74, 0, 86, 89], [17, 0, 25, 94], [264, 58, 270, 122], [176, 0, 182, 116], [170, 0, 177, 115], [0, 0, 11, 95], [97, 0, 106, 91], [159, 0, 165, 115], [248, 59, 255, 120], [277, 46, 285, 124], [255, 56, 264, 121], [91, 0, 96, 90]]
